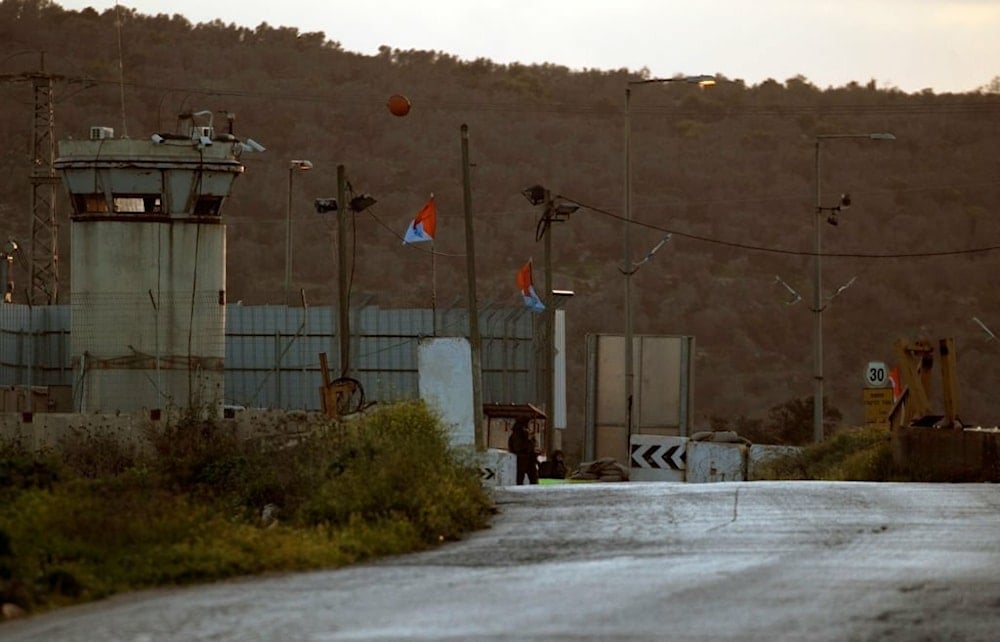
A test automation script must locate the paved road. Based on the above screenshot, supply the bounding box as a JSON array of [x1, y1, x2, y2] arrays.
[[3, 481, 999, 641]]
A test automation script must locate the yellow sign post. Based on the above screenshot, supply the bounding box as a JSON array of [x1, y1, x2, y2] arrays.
[[863, 388, 894, 429]]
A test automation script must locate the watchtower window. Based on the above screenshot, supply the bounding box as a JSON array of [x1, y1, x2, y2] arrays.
[[113, 194, 162, 214], [193, 195, 223, 216], [72, 193, 163, 214], [73, 193, 109, 213]]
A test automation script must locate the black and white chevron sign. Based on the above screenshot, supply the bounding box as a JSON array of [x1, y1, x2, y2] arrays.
[[480, 467, 496, 481], [630, 443, 686, 470]]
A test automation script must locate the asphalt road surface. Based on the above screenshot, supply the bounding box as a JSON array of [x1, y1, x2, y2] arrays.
[[4, 481, 999, 641]]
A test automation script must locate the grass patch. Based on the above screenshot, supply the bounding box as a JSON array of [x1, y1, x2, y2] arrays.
[[752, 425, 901, 481], [0, 401, 493, 615]]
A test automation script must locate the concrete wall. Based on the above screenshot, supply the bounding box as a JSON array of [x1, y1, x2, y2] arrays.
[[71, 224, 226, 414], [417, 337, 475, 448], [0, 408, 333, 452], [892, 426, 1000, 482]]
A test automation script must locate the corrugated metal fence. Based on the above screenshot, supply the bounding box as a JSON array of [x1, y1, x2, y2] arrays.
[[0, 303, 538, 410]]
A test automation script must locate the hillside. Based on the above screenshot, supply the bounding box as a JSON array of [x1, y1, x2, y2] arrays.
[[2, 0, 1000, 457]]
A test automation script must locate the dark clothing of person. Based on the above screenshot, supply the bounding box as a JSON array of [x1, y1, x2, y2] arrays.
[[539, 450, 567, 479], [508, 422, 538, 485]]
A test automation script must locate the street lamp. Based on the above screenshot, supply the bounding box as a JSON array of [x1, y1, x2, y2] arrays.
[[624, 74, 714, 445], [285, 159, 313, 307], [812, 133, 894, 442], [522, 184, 578, 455], [314, 168, 378, 378]]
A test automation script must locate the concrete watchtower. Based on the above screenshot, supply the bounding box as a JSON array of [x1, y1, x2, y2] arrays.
[[54, 112, 248, 415]]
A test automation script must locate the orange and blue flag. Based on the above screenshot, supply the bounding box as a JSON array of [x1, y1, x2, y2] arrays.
[[517, 260, 545, 313], [403, 195, 436, 244]]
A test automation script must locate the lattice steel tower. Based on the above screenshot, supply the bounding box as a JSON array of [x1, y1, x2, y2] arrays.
[[0, 54, 70, 304], [27, 61, 61, 304]]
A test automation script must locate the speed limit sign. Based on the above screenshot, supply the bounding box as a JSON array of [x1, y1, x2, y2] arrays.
[[865, 361, 889, 388]]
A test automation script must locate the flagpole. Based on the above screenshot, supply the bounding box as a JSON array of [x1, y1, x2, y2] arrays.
[[403, 195, 438, 334], [431, 242, 437, 336]]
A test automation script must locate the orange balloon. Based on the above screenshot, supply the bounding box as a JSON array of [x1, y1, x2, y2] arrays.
[[387, 94, 411, 117]]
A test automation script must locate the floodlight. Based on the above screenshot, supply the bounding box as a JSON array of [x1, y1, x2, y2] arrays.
[[522, 184, 547, 206], [349, 194, 377, 212], [241, 138, 266, 152], [315, 198, 338, 213]]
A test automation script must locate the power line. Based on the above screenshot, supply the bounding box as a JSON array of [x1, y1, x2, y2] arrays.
[[76, 75, 1000, 117], [561, 196, 1000, 260]]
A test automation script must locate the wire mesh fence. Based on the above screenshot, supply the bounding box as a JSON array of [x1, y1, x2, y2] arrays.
[[1, 300, 539, 411]]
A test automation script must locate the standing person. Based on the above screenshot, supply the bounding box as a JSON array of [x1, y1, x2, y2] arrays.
[[508, 419, 539, 485]]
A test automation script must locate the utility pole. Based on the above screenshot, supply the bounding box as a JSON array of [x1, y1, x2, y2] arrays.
[[521, 185, 577, 455], [336, 164, 350, 376], [461, 125, 485, 449]]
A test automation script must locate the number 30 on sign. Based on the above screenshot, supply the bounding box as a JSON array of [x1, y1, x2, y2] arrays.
[[865, 361, 889, 388]]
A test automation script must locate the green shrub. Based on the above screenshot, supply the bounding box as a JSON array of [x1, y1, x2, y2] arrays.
[[753, 425, 896, 480], [0, 436, 62, 498], [0, 401, 494, 615], [301, 401, 492, 542]]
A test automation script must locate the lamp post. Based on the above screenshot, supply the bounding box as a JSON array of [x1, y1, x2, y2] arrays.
[[624, 75, 714, 446], [522, 184, 578, 454], [812, 133, 894, 442], [285, 159, 313, 307], [313, 174, 377, 378]]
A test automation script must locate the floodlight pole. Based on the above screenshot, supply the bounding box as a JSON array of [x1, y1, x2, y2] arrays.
[[285, 159, 312, 308], [812, 133, 894, 443], [624, 85, 635, 453], [543, 197, 554, 455], [285, 167, 294, 309], [624, 75, 714, 455]]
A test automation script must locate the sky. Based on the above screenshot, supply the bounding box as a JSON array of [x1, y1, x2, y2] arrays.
[[54, 1, 1000, 94]]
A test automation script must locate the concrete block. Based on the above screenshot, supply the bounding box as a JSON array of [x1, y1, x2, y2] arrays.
[[629, 433, 686, 482], [687, 441, 747, 483], [473, 448, 517, 487]]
